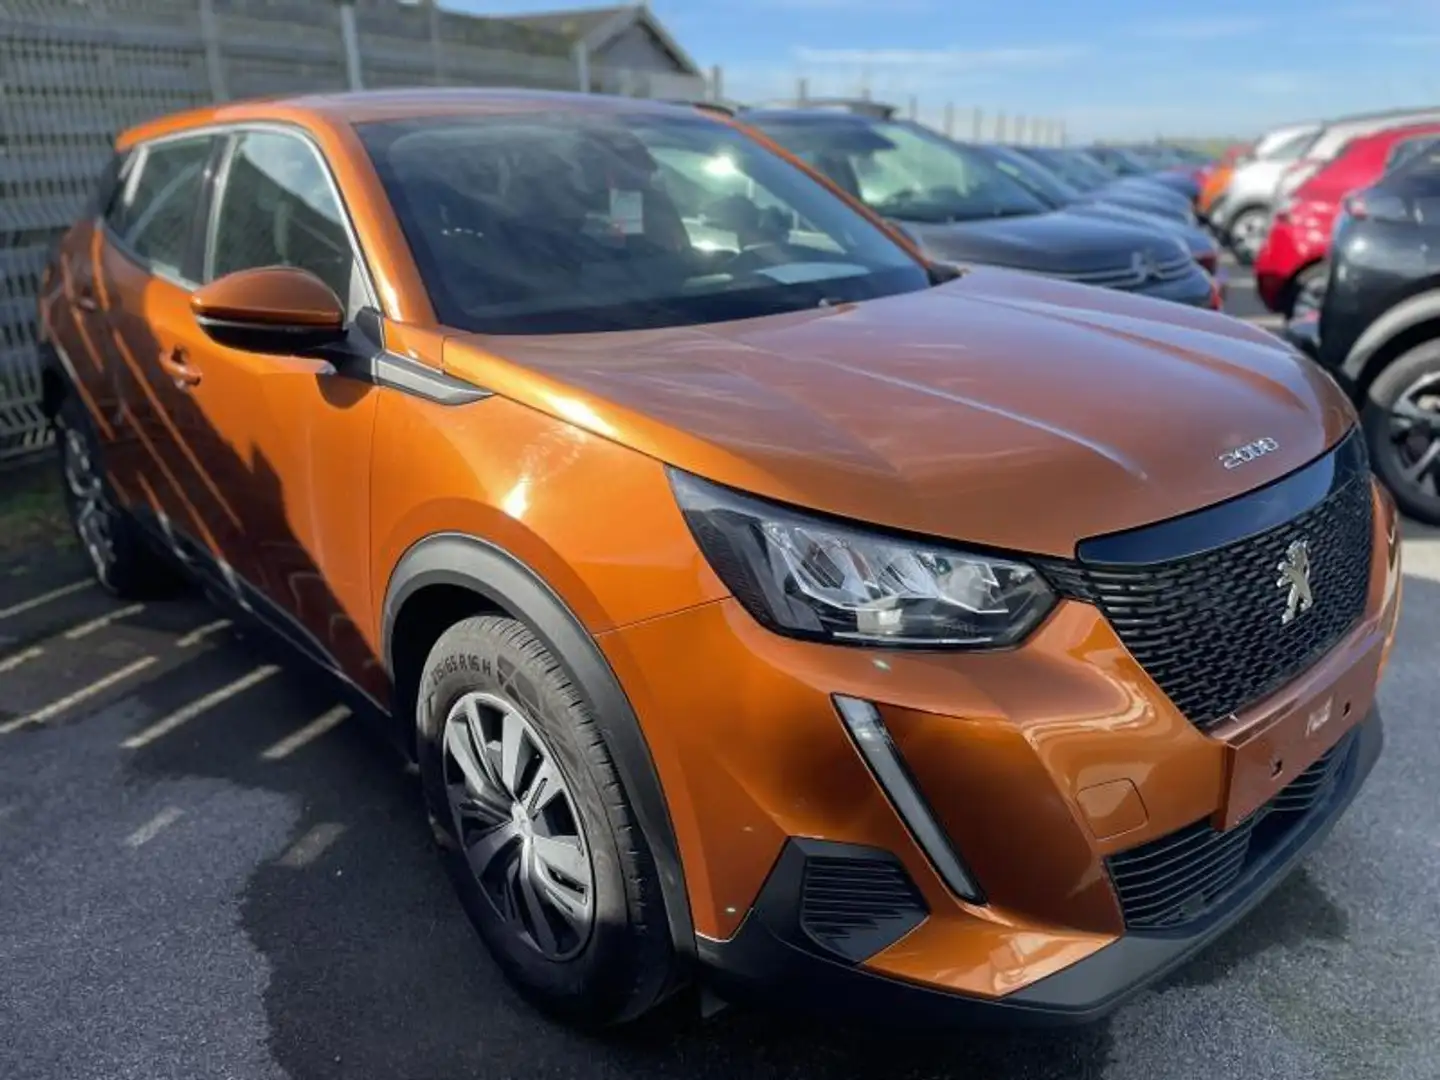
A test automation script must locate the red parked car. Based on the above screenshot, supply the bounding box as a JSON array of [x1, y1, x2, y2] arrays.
[[1256, 122, 1440, 315]]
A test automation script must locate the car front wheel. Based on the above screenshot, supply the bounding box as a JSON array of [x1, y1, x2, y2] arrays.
[[416, 615, 678, 1027], [1362, 339, 1440, 525], [1227, 207, 1268, 265]]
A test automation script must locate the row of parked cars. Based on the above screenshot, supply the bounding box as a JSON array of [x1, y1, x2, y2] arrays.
[[1197, 107, 1440, 525], [725, 98, 1226, 309]]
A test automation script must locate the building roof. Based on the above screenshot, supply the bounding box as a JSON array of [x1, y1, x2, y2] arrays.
[[501, 4, 701, 76]]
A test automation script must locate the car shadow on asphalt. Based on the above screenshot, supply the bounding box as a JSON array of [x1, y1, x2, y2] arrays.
[[116, 570, 1430, 1080]]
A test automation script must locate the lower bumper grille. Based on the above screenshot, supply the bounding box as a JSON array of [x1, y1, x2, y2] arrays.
[[1106, 730, 1355, 930], [798, 852, 927, 963]]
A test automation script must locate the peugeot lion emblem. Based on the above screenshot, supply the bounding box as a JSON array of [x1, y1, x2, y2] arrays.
[[1132, 251, 1156, 283], [1276, 540, 1315, 625]]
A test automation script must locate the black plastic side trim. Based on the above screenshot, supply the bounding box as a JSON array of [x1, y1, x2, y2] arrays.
[[700, 710, 1382, 1027], [1075, 428, 1367, 565], [380, 532, 695, 961], [343, 307, 491, 406]]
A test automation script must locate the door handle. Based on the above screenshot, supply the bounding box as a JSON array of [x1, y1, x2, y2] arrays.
[[75, 286, 99, 312], [158, 346, 202, 388]]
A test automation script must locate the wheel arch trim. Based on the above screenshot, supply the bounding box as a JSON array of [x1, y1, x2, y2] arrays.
[[380, 531, 697, 961], [1342, 286, 1440, 386]]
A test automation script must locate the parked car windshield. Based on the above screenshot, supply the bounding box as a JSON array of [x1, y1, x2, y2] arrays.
[[1023, 148, 1113, 192], [1386, 135, 1440, 175], [359, 110, 930, 334], [1086, 146, 1149, 176], [749, 116, 1050, 224], [980, 144, 1080, 206]]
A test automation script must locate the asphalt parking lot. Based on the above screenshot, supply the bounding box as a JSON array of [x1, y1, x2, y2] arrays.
[[3, 263, 1439, 1080]]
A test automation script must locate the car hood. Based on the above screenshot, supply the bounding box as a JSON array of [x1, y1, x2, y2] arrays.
[[901, 211, 1181, 277], [1065, 202, 1213, 257], [1087, 188, 1190, 223], [441, 268, 1356, 559]]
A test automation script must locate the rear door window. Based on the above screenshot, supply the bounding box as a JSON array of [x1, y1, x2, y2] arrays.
[[107, 136, 214, 280]]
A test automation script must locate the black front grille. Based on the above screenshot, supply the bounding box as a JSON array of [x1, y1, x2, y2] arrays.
[[1106, 731, 1355, 930], [1041, 442, 1374, 732], [799, 855, 927, 962]]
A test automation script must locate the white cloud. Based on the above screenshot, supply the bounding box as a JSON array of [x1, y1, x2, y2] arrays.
[[792, 44, 1088, 68], [1125, 16, 1267, 40]]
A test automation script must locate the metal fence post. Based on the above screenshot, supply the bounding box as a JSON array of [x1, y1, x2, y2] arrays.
[[797, 76, 808, 102], [198, 0, 228, 102], [573, 41, 590, 92], [427, 0, 445, 85], [339, 1, 363, 91], [709, 64, 723, 101]]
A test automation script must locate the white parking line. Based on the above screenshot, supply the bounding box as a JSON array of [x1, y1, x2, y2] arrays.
[[64, 603, 145, 640], [124, 806, 185, 848], [1243, 313, 1286, 330], [261, 704, 351, 761], [0, 646, 43, 673], [120, 664, 280, 750], [0, 580, 92, 621], [0, 656, 159, 734], [176, 619, 232, 648], [278, 822, 346, 868]]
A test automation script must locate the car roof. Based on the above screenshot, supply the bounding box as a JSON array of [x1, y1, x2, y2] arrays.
[[115, 88, 709, 150]]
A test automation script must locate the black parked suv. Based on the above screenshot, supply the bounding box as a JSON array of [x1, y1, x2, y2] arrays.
[[746, 110, 1218, 309], [1285, 142, 1440, 523]]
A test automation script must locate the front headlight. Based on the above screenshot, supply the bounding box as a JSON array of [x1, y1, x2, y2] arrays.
[[670, 469, 1056, 648]]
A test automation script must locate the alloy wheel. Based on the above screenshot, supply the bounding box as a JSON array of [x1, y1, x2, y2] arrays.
[[61, 424, 116, 586], [1229, 210, 1267, 263], [442, 690, 594, 961], [1387, 373, 1440, 498]]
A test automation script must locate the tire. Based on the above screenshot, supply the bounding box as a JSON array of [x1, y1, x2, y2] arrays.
[[1226, 207, 1268, 266], [416, 615, 678, 1027], [1285, 260, 1329, 320], [55, 394, 178, 599], [1361, 339, 1440, 525]]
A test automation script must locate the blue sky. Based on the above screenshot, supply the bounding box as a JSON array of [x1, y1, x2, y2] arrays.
[[453, 0, 1440, 140]]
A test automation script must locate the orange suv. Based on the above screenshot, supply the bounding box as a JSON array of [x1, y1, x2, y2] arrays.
[[37, 90, 1402, 1028]]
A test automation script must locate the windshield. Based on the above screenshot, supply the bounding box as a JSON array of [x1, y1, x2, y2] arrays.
[[359, 111, 929, 334], [1262, 129, 1321, 162], [982, 145, 1079, 206], [1386, 135, 1440, 174], [1028, 148, 1114, 191], [751, 117, 1049, 224], [1086, 146, 1149, 176]]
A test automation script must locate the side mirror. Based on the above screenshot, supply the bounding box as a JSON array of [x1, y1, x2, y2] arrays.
[[191, 266, 347, 354]]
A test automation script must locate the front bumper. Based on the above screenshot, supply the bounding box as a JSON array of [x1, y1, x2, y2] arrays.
[[1134, 265, 1220, 309], [699, 710, 1383, 1026], [599, 468, 1400, 1019]]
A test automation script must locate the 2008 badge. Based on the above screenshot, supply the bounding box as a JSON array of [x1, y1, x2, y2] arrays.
[[1219, 436, 1280, 469]]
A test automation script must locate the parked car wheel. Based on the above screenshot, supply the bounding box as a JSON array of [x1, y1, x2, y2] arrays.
[[55, 395, 178, 598], [1288, 260, 1329, 320], [1226, 207, 1269, 265], [1362, 339, 1440, 524], [416, 615, 678, 1027]]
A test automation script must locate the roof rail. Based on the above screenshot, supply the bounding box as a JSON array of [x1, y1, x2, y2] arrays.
[[750, 97, 898, 120], [662, 98, 739, 117]]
